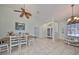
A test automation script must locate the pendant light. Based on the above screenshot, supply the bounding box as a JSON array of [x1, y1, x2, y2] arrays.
[[67, 4, 79, 23]]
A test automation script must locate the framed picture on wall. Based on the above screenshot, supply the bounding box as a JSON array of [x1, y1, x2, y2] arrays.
[[15, 22, 25, 30]]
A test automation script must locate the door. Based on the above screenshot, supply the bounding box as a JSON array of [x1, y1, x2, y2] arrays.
[[34, 27, 39, 38], [47, 27, 53, 39]]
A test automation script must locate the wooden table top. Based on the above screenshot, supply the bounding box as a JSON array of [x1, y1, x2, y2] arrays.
[[0, 35, 34, 41]]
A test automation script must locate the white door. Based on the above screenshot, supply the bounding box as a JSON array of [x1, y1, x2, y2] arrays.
[[34, 27, 39, 38]]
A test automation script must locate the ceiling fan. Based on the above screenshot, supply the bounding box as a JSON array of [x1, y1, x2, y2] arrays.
[[14, 5, 32, 19]]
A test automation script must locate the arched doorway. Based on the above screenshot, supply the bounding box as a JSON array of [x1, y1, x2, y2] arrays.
[[40, 22, 59, 40]]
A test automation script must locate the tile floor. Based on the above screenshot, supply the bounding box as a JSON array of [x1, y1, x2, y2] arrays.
[[0, 38, 79, 55]]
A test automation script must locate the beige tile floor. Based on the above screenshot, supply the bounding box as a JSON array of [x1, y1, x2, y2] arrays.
[[1, 38, 79, 55]]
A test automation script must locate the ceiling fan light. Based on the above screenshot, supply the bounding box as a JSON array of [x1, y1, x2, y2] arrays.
[[77, 17, 79, 20], [67, 18, 71, 22], [74, 16, 77, 20]]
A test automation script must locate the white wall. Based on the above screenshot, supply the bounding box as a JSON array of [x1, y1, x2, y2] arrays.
[[58, 21, 67, 40], [0, 5, 41, 37], [0, 4, 70, 40]]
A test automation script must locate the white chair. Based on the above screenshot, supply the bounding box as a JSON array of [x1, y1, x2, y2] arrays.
[[20, 38, 27, 45], [9, 36, 19, 54], [27, 36, 33, 46], [0, 44, 9, 54]]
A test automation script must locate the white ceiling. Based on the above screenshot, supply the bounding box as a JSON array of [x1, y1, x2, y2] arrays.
[[0, 4, 79, 25]]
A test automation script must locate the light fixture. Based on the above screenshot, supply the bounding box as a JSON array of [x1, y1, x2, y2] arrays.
[[14, 4, 32, 19], [67, 4, 79, 23]]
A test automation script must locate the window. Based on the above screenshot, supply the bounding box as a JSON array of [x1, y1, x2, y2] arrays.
[[75, 23, 79, 34], [15, 22, 25, 30], [67, 23, 79, 37]]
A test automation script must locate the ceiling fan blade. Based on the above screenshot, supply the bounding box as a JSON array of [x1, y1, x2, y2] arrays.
[[14, 10, 21, 12], [20, 12, 24, 17], [25, 12, 32, 16], [25, 13, 29, 19], [21, 8, 25, 11], [27, 13, 32, 16]]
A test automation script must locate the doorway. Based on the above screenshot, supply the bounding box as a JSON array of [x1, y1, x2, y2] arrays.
[[47, 27, 53, 39]]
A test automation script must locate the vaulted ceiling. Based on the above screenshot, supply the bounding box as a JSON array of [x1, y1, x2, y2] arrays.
[[0, 4, 79, 25]]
